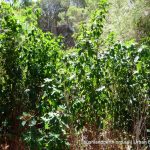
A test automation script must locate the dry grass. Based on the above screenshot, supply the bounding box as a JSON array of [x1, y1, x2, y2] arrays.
[[68, 123, 149, 150]]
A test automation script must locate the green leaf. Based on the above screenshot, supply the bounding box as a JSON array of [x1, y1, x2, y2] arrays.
[[22, 121, 27, 126], [136, 61, 142, 72]]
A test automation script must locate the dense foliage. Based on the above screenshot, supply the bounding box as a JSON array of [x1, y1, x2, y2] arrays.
[[0, 0, 150, 149]]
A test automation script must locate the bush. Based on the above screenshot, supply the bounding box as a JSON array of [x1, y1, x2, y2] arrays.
[[0, 1, 149, 149]]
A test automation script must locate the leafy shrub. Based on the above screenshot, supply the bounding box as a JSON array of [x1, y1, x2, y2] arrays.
[[0, 0, 149, 149]]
